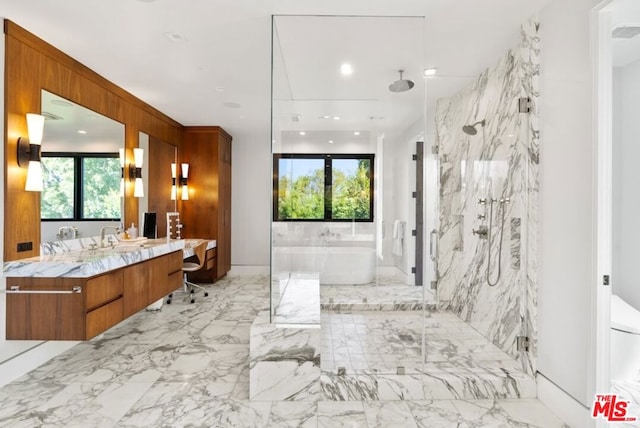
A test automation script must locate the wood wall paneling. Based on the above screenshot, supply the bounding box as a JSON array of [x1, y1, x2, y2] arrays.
[[182, 127, 232, 280], [4, 20, 183, 261]]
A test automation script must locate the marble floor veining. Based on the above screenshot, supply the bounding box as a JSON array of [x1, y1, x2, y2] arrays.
[[0, 274, 568, 427]]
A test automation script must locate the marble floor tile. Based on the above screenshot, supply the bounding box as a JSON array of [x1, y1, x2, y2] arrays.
[[363, 401, 419, 428], [267, 402, 318, 427], [0, 274, 566, 427], [317, 401, 367, 428]]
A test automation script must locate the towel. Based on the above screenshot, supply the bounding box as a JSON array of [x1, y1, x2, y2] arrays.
[[392, 220, 404, 256]]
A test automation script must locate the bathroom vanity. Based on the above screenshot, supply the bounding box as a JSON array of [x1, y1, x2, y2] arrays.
[[3, 239, 185, 341]]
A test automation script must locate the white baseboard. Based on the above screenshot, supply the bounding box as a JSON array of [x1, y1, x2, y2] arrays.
[[228, 265, 269, 275], [537, 372, 593, 428], [0, 341, 78, 388]]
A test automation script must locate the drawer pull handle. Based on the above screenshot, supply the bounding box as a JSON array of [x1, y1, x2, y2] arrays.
[[7, 285, 82, 294]]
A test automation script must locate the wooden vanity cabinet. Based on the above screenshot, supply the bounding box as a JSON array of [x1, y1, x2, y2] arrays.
[[182, 126, 232, 281], [5, 250, 183, 341]]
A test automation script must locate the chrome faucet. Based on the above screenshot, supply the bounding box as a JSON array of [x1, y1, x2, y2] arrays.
[[57, 226, 79, 240], [100, 226, 120, 248]]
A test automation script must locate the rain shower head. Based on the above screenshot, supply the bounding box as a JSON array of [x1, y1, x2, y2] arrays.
[[388, 70, 415, 93], [462, 120, 486, 136]]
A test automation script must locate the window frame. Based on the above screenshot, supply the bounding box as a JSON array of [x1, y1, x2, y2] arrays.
[[41, 152, 122, 222], [272, 153, 374, 222]]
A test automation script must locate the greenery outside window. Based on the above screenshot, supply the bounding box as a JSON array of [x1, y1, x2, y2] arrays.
[[41, 153, 121, 221], [273, 153, 374, 222]]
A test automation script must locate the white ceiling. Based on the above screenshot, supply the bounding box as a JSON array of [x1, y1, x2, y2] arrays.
[[0, 0, 555, 141]]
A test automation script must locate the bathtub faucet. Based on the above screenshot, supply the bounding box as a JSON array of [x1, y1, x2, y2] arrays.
[[319, 228, 340, 239]]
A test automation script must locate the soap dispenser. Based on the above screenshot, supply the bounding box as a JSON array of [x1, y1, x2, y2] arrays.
[[128, 223, 138, 239]]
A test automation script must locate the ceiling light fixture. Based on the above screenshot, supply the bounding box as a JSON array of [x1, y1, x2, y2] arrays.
[[77, 130, 87, 134], [424, 68, 438, 77], [333, 116, 340, 120], [354, 131, 360, 136], [340, 63, 353, 76], [299, 131, 306, 136], [328, 140, 334, 144]]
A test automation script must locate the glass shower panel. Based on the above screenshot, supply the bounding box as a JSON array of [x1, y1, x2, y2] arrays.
[[271, 15, 427, 375]]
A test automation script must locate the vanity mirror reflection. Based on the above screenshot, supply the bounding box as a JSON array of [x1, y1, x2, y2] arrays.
[[139, 132, 177, 238], [40, 90, 125, 242]]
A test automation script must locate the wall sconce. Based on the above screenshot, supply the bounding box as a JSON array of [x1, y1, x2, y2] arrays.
[[128, 147, 144, 198], [17, 113, 45, 192], [119, 148, 125, 197], [170, 163, 177, 200], [170, 162, 189, 200], [181, 163, 189, 200]]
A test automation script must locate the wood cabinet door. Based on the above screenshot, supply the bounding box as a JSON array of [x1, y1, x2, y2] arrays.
[[122, 262, 150, 318], [148, 251, 183, 301]]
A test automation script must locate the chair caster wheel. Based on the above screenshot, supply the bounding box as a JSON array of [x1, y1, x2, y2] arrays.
[[190, 289, 195, 294], [190, 299, 195, 304], [166, 300, 171, 304], [204, 292, 209, 297]]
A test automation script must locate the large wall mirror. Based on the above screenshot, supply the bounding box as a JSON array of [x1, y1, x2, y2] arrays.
[[139, 132, 177, 238], [40, 90, 125, 242]]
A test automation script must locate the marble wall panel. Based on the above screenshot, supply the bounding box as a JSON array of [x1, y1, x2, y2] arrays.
[[435, 18, 539, 376]]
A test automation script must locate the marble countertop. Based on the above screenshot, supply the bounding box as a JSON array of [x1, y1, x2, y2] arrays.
[[182, 238, 217, 259], [3, 238, 189, 278]]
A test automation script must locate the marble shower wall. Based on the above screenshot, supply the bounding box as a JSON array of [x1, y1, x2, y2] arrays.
[[435, 19, 539, 375]]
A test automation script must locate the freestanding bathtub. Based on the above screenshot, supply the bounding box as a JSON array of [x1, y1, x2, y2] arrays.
[[272, 246, 376, 285]]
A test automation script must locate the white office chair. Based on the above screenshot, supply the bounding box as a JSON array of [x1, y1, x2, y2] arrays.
[[167, 240, 209, 304]]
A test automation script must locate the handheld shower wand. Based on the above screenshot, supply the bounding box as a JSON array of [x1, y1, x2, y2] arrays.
[[486, 197, 509, 286]]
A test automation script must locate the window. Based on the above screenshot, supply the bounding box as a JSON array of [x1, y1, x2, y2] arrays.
[[41, 153, 121, 221], [273, 154, 374, 221]]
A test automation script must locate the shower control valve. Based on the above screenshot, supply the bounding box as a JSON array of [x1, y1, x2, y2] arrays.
[[472, 225, 488, 238]]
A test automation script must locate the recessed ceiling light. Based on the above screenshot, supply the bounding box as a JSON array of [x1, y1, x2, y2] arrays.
[[354, 131, 360, 136], [333, 116, 340, 120], [329, 140, 334, 144], [424, 68, 438, 77], [78, 130, 87, 135], [340, 63, 353, 76], [272, 139, 276, 143], [299, 131, 306, 136], [223, 102, 242, 109], [164, 32, 186, 43], [321, 115, 330, 119], [215, 87, 225, 92]]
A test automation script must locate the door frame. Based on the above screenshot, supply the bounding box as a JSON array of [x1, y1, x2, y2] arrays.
[[591, 0, 614, 421]]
